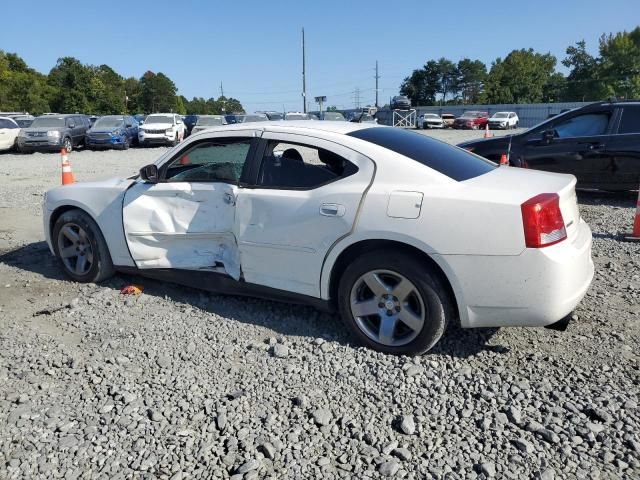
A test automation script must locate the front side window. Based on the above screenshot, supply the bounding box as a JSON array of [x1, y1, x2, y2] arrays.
[[618, 106, 640, 134], [554, 112, 610, 138], [165, 139, 252, 183], [258, 141, 358, 189]]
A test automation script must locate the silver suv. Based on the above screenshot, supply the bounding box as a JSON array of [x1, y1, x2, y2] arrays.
[[17, 114, 91, 153]]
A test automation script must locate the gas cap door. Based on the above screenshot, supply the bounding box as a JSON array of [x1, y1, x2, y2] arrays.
[[387, 191, 423, 219]]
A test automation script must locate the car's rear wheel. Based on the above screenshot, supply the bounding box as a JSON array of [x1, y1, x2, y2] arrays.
[[338, 250, 452, 355], [53, 209, 115, 283]]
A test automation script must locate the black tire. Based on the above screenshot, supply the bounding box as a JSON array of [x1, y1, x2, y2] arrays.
[[120, 137, 130, 150], [337, 250, 453, 355], [170, 134, 178, 147], [52, 209, 115, 283], [63, 137, 73, 153]]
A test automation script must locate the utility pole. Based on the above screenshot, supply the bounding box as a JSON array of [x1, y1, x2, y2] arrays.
[[353, 87, 361, 109], [302, 28, 307, 113], [220, 81, 226, 113], [374, 61, 380, 108]]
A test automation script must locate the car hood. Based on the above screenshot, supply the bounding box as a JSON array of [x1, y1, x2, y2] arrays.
[[87, 128, 121, 134], [47, 177, 135, 197], [141, 123, 172, 130], [23, 127, 62, 133]]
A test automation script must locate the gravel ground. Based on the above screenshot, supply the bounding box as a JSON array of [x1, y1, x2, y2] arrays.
[[0, 132, 638, 479]]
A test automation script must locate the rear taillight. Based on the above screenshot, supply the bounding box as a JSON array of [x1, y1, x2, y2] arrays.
[[521, 193, 567, 248]]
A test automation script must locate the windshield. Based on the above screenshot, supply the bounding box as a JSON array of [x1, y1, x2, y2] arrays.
[[492, 113, 509, 118], [526, 108, 578, 132], [323, 112, 345, 121], [145, 115, 173, 124], [197, 116, 224, 126], [93, 116, 124, 129], [239, 115, 267, 123], [15, 119, 33, 128], [285, 113, 309, 120], [30, 117, 64, 128], [460, 112, 481, 118]]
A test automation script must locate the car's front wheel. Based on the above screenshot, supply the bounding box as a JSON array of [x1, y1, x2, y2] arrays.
[[52, 209, 115, 283], [338, 250, 452, 355]]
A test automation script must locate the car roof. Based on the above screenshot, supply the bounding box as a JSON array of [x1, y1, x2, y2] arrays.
[[190, 120, 374, 136]]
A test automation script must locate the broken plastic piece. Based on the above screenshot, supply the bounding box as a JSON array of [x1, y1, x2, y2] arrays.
[[120, 285, 143, 295]]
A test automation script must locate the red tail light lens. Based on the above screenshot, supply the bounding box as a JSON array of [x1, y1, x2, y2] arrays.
[[521, 193, 567, 248]]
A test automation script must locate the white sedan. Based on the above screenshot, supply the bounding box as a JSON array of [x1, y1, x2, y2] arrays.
[[0, 116, 20, 151], [43, 122, 594, 354]]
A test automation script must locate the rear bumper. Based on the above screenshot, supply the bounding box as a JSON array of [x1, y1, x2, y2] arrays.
[[435, 218, 594, 328]]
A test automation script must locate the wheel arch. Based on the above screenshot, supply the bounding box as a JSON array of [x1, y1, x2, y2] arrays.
[[49, 205, 101, 253], [324, 238, 464, 325]]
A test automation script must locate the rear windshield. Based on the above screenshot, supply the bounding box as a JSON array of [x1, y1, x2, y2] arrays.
[[348, 127, 495, 181]]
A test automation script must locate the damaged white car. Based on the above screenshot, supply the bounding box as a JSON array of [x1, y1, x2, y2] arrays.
[[43, 122, 594, 354]]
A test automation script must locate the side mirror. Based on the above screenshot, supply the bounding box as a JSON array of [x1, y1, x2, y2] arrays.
[[542, 130, 555, 144], [139, 164, 159, 183], [125, 123, 133, 128], [139, 120, 144, 125], [68, 123, 75, 128]]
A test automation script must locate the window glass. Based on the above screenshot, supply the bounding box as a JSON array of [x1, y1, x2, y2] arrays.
[[618, 106, 640, 134], [165, 139, 252, 183], [554, 112, 610, 138], [0, 119, 17, 129], [348, 127, 494, 181], [258, 141, 358, 189]]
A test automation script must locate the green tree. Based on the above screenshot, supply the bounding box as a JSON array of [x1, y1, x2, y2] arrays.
[[0, 51, 52, 114], [457, 58, 486, 104], [400, 60, 439, 106], [47, 57, 94, 113], [598, 27, 640, 99], [124, 77, 141, 113], [562, 41, 604, 101], [485, 49, 558, 104], [139, 71, 178, 113], [436, 58, 458, 104]]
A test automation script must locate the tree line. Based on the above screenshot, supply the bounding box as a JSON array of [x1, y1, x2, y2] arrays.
[[400, 26, 640, 106], [0, 53, 244, 115]]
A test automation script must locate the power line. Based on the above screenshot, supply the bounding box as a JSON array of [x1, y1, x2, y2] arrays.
[[374, 61, 380, 108]]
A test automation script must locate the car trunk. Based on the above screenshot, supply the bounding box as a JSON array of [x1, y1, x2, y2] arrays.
[[464, 166, 581, 243]]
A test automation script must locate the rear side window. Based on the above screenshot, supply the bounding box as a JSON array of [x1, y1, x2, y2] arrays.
[[618, 106, 640, 134], [347, 127, 494, 181]]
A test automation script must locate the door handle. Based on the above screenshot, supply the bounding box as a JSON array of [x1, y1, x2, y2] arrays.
[[586, 143, 605, 151], [320, 203, 345, 217], [223, 192, 236, 205]]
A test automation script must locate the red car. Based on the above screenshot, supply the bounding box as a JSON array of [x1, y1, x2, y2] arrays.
[[452, 111, 489, 130]]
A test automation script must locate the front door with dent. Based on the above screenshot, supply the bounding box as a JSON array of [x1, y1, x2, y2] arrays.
[[123, 133, 257, 278]]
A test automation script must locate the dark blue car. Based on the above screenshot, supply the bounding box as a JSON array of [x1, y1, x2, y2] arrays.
[[85, 115, 139, 150]]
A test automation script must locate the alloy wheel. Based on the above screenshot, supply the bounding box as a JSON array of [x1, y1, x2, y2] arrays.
[[349, 269, 426, 347], [57, 222, 94, 276]]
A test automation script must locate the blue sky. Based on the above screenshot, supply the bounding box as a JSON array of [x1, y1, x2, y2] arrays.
[[1, 0, 638, 113]]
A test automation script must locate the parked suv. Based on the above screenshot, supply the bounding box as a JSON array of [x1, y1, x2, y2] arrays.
[[17, 114, 90, 153], [391, 96, 411, 110], [488, 111, 519, 129], [85, 115, 139, 150], [458, 99, 640, 191], [138, 114, 185, 147], [453, 111, 489, 130]]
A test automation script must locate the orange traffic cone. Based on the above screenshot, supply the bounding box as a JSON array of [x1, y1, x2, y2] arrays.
[[61, 148, 75, 185], [624, 187, 640, 242], [483, 123, 491, 138], [499, 153, 508, 165]]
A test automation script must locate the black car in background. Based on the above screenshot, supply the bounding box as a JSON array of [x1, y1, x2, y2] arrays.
[[458, 100, 640, 191], [183, 114, 198, 137]]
